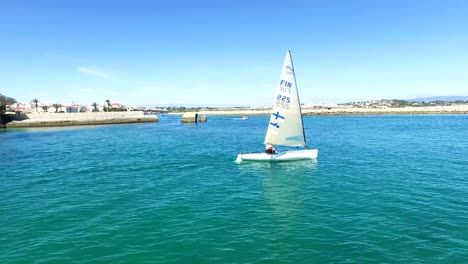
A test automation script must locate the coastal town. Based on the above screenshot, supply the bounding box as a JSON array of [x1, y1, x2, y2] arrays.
[[1, 93, 468, 116], [1, 97, 132, 113], [0, 94, 159, 128]]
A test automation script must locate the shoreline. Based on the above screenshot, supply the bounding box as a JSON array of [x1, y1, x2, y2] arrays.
[[1, 111, 158, 128], [195, 105, 468, 116], [2, 105, 467, 128]]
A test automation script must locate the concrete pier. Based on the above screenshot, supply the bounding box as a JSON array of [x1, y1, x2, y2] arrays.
[[2, 111, 158, 128], [181, 112, 198, 123]]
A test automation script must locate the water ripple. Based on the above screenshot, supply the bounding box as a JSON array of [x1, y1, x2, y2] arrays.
[[1, 116, 468, 263]]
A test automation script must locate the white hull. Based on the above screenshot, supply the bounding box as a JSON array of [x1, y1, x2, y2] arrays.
[[235, 149, 318, 163]]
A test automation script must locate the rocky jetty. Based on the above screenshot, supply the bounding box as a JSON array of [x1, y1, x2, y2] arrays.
[[195, 105, 468, 116]]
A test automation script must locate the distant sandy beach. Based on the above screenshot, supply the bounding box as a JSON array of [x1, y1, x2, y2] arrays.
[[195, 105, 468, 116]]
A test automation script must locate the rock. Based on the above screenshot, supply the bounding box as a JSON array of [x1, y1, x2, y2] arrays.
[[198, 115, 207, 122]]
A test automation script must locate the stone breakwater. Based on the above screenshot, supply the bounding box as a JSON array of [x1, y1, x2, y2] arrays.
[[2, 112, 158, 128], [197, 105, 468, 116]]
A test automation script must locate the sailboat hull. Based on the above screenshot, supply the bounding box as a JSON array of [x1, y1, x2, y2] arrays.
[[235, 149, 318, 163]]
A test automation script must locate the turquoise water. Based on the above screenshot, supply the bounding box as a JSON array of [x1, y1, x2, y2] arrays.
[[1, 115, 467, 263]]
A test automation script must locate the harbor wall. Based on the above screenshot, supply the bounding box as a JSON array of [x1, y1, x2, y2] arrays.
[[3, 111, 158, 128]]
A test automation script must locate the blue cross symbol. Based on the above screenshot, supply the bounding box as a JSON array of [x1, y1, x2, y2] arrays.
[[272, 111, 285, 120], [270, 122, 280, 128]]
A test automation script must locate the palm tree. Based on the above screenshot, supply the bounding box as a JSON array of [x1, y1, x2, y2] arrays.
[[91, 102, 98, 112], [105, 99, 110, 112], [31, 98, 39, 112], [53, 103, 61, 113]]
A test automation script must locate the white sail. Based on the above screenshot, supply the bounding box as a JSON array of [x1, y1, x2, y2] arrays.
[[235, 50, 318, 162], [264, 50, 306, 147]]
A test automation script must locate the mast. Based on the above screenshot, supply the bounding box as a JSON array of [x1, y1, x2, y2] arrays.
[[288, 50, 307, 147]]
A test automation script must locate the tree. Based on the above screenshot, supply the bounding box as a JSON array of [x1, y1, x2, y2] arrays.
[[105, 99, 110, 112], [0, 93, 17, 113], [31, 98, 39, 112], [42, 105, 49, 112], [91, 102, 98, 112], [53, 103, 61, 113]]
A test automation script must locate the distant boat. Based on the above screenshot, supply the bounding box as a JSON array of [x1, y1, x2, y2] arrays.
[[240, 115, 249, 120], [235, 50, 318, 162]]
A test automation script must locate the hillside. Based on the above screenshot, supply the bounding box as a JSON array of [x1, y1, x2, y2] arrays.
[[407, 96, 468, 102]]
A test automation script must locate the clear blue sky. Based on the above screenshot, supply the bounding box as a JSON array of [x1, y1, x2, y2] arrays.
[[1, 0, 467, 107]]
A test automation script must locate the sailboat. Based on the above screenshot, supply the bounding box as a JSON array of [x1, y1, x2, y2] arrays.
[[235, 50, 318, 162]]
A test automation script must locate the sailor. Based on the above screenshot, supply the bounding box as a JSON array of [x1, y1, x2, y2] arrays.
[[265, 144, 277, 155]]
